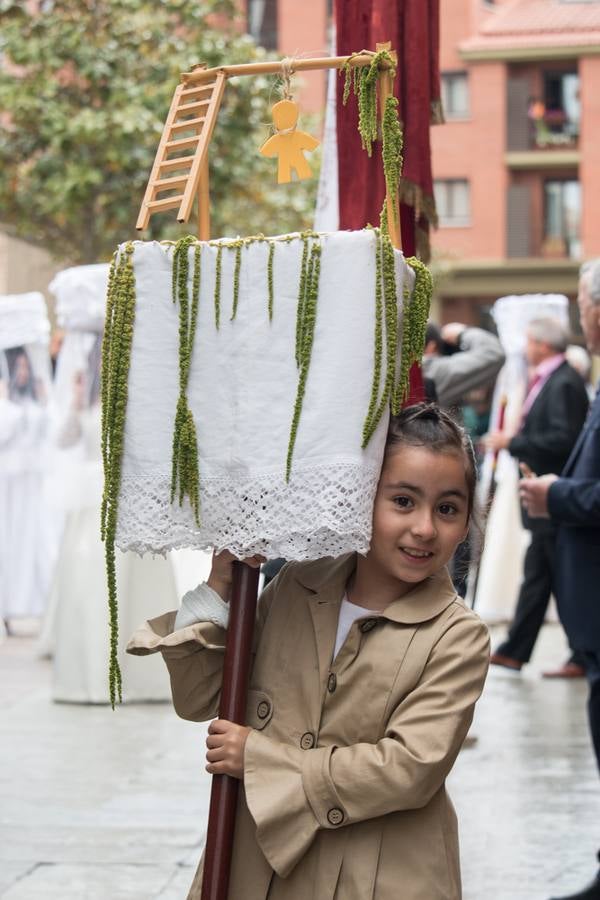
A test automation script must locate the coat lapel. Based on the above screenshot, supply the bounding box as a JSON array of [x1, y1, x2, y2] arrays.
[[293, 555, 356, 699]]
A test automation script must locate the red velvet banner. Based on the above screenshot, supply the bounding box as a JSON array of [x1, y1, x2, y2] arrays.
[[334, 0, 440, 405]]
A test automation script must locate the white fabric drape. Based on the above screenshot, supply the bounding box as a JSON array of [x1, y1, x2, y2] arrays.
[[116, 232, 415, 560]]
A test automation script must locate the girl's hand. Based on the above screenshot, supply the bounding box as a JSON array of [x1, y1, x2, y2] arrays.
[[207, 550, 265, 602], [205, 719, 251, 779]]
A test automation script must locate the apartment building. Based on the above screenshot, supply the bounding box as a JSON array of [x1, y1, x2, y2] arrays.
[[431, 0, 600, 326]]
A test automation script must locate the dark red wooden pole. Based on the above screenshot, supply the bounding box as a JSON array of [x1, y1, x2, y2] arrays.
[[200, 560, 260, 900]]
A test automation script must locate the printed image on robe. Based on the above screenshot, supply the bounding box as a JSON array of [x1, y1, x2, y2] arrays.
[[0, 292, 53, 626], [104, 230, 429, 562]]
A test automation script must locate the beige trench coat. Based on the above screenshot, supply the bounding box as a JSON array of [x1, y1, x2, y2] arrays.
[[128, 554, 490, 900]]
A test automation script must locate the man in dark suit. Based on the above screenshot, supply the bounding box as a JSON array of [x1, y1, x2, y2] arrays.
[[520, 260, 600, 900], [485, 317, 589, 673]]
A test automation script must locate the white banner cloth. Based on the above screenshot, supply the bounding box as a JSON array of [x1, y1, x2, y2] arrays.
[[50, 264, 109, 333], [0, 292, 49, 350], [116, 231, 415, 560]]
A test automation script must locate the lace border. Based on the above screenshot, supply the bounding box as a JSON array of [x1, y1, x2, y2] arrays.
[[116, 462, 379, 560]]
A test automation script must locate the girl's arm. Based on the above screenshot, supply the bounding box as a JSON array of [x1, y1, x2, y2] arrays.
[[126, 553, 276, 723], [243, 611, 490, 878]]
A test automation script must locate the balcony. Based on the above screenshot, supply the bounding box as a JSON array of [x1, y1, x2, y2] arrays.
[[506, 67, 581, 157]]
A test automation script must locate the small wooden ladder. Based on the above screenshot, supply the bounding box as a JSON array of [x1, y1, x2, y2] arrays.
[[136, 69, 226, 231]]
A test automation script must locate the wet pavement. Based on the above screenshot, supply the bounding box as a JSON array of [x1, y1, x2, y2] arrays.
[[1, 622, 598, 900]]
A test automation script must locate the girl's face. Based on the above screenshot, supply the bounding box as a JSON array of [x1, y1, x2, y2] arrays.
[[367, 444, 470, 591]]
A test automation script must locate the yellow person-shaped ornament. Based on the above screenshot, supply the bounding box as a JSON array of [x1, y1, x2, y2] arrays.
[[259, 99, 320, 184]]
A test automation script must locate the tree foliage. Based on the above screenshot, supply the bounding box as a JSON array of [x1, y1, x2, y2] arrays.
[[0, 0, 319, 263]]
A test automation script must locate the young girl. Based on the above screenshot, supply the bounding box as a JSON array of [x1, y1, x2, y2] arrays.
[[128, 403, 490, 900]]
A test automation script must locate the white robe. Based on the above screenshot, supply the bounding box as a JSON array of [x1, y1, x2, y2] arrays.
[[0, 396, 53, 620], [47, 404, 212, 703]]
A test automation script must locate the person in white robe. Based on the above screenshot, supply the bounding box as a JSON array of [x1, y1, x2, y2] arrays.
[[0, 347, 53, 628]]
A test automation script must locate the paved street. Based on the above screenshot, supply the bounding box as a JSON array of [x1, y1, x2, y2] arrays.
[[1, 622, 598, 900]]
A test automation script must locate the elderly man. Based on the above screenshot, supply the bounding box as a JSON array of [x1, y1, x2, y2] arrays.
[[520, 262, 600, 900], [485, 317, 589, 674]]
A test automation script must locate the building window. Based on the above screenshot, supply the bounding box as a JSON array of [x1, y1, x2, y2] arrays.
[[246, 0, 278, 51], [543, 180, 581, 259], [529, 70, 580, 147], [441, 72, 469, 120], [434, 179, 471, 227]]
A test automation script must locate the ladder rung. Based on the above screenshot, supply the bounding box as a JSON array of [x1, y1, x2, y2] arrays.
[[158, 156, 195, 171], [165, 135, 201, 150], [176, 99, 211, 115], [147, 195, 185, 212], [153, 174, 189, 191], [170, 116, 205, 132], [180, 83, 217, 97]]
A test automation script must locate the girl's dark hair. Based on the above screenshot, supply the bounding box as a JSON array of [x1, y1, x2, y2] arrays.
[[385, 403, 478, 520]]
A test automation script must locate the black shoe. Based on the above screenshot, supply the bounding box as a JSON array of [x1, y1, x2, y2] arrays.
[[549, 871, 600, 900]]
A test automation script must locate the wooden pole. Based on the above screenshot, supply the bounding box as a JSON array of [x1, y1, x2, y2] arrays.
[[200, 562, 260, 900], [197, 153, 210, 241], [375, 42, 401, 251], [181, 52, 395, 85]]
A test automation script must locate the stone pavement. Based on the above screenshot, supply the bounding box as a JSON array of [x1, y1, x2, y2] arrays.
[[1, 622, 598, 900]]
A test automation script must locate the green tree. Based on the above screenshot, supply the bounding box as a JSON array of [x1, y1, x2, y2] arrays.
[[0, 0, 319, 263]]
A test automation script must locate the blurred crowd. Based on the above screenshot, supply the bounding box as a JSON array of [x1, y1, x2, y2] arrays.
[[1, 257, 600, 898]]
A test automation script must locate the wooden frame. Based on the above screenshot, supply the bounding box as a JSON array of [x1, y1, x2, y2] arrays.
[[136, 44, 401, 248]]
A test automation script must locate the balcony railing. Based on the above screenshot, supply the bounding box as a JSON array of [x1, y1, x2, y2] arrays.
[[528, 101, 579, 149]]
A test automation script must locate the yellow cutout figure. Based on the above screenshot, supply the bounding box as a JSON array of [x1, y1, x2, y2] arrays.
[[259, 99, 320, 184]]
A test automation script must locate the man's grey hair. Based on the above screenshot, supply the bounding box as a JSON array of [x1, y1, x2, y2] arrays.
[[580, 259, 600, 305], [527, 317, 569, 352]]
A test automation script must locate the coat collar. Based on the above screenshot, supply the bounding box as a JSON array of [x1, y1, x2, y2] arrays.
[[292, 553, 459, 625]]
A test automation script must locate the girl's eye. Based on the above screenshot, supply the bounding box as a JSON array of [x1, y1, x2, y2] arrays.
[[438, 503, 458, 516], [393, 495, 413, 509]]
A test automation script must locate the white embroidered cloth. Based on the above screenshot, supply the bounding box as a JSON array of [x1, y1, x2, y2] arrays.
[[0, 292, 50, 350], [116, 230, 415, 560]]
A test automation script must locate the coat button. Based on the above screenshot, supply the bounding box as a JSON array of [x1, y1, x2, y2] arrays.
[[327, 672, 337, 693], [360, 618, 378, 633], [256, 700, 270, 720], [327, 807, 344, 826], [300, 731, 315, 750]]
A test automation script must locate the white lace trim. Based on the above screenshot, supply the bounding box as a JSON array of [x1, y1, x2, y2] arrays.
[[116, 461, 379, 560]]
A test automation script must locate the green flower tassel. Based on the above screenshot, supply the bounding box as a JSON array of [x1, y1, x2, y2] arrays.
[[342, 50, 403, 231], [393, 256, 432, 411], [170, 235, 202, 526], [287, 239, 322, 481], [100, 241, 137, 708]]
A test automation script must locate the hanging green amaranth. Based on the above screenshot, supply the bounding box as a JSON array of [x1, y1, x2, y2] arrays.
[[267, 240, 275, 321], [362, 230, 411, 449], [362, 230, 384, 446], [342, 50, 403, 229], [392, 255, 432, 411], [170, 235, 202, 526], [287, 239, 322, 481], [230, 242, 243, 321], [382, 95, 404, 226], [100, 241, 137, 708], [214, 243, 223, 329], [295, 234, 310, 366]]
